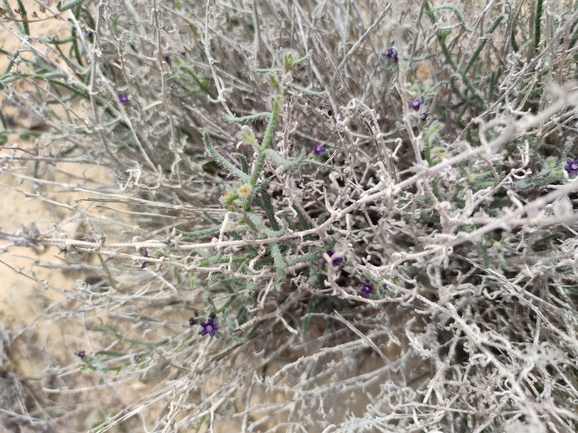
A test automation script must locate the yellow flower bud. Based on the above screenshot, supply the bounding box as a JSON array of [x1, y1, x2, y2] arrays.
[[238, 183, 253, 197]]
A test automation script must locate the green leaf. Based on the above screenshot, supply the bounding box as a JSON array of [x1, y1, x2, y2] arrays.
[[293, 50, 312, 65], [269, 242, 286, 284], [57, 0, 84, 12], [253, 68, 283, 74], [203, 132, 250, 182], [176, 224, 221, 238], [245, 212, 285, 237], [232, 153, 250, 174], [248, 96, 282, 186], [431, 5, 472, 32], [302, 295, 317, 340], [238, 126, 259, 149], [15, 0, 29, 36], [223, 112, 271, 124], [288, 252, 318, 266], [260, 189, 280, 231], [1, 50, 18, 76], [264, 148, 306, 167], [291, 85, 326, 97]]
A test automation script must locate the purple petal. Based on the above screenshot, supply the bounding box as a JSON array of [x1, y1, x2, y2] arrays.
[[118, 93, 129, 104]]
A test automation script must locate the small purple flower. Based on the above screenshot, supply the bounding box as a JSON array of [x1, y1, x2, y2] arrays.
[[420, 112, 429, 121], [565, 158, 578, 176], [75, 350, 86, 359], [382, 47, 398, 63], [200, 319, 219, 337], [209, 312, 216, 319], [189, 317, 198, 326], [327, 250, 343, 267], [361, 283, 373, 297], [118, 92, 129, 105], [163, 52, 171, 62], [408, 99, 423, 111], [313, 143, 325, 155]]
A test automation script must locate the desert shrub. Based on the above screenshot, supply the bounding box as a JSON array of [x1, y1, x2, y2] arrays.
[[1, 0, 578, 432]]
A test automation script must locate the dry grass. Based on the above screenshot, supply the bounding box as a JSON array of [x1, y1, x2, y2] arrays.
[[1, 0, 578, 432]]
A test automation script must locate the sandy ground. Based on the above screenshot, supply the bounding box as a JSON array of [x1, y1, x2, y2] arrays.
[[0, 4, 124, 431], [0, 1, 80, 361]]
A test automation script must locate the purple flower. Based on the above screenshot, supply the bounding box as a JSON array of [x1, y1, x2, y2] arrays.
[[313, 143, 325, 155], [118, 92, 129, 105], [163, 52, 171, 62], [200, 319, 219, 337], [189, 317, 198, 326], [209, 312, 216, 319], [361, 283, 373, 297], [408, 99, 423, 111], [382, 47, 398, 63], [565, 158, 578, 176], [327, 250, 343, 267], [420, 112, 429, 121], [75, 350, 86, 359]]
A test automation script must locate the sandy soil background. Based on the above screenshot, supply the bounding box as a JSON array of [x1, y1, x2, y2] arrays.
[[0, 3, 125, 431], [0, 0, 80, 361]]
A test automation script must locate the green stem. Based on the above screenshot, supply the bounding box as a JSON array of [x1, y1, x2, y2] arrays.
[[425, 1, 457, 70], [535, 0, 544, 51], [248, 95, 282, 186]]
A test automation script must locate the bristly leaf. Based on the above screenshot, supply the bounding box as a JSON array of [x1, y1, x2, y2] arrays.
[[253, 175, 275, 195], [424, 1, 457, 70], [224, 310, 248, 342], [176, 225, 222, 238], [266, 74, 281, 92], [302, 294, 317, 340], [15, 0, 29, 36], [2, 50, 19, 76], [253, 68, 283, 74], [56, 0, 84, 11], [287, 252, 318, 266], [232, 153, 250, 174], [431, 5, 472, 32], [293, 50, 312, 65], [535, 0, 543, 50], [248, 95, 282, 187], [291, 86, 326, 97], [223, 112, 271, 124], [239, 126, 259, 149], [260, 189, 280, 231], [259, 96, 281, 152], [245, 212, 285, 237], [203, 132, 250, 182], [488, 13, 507, 34], [269, 242, 286, 284], [462, 14, 506, 76], [264, 148, 306, 167]]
